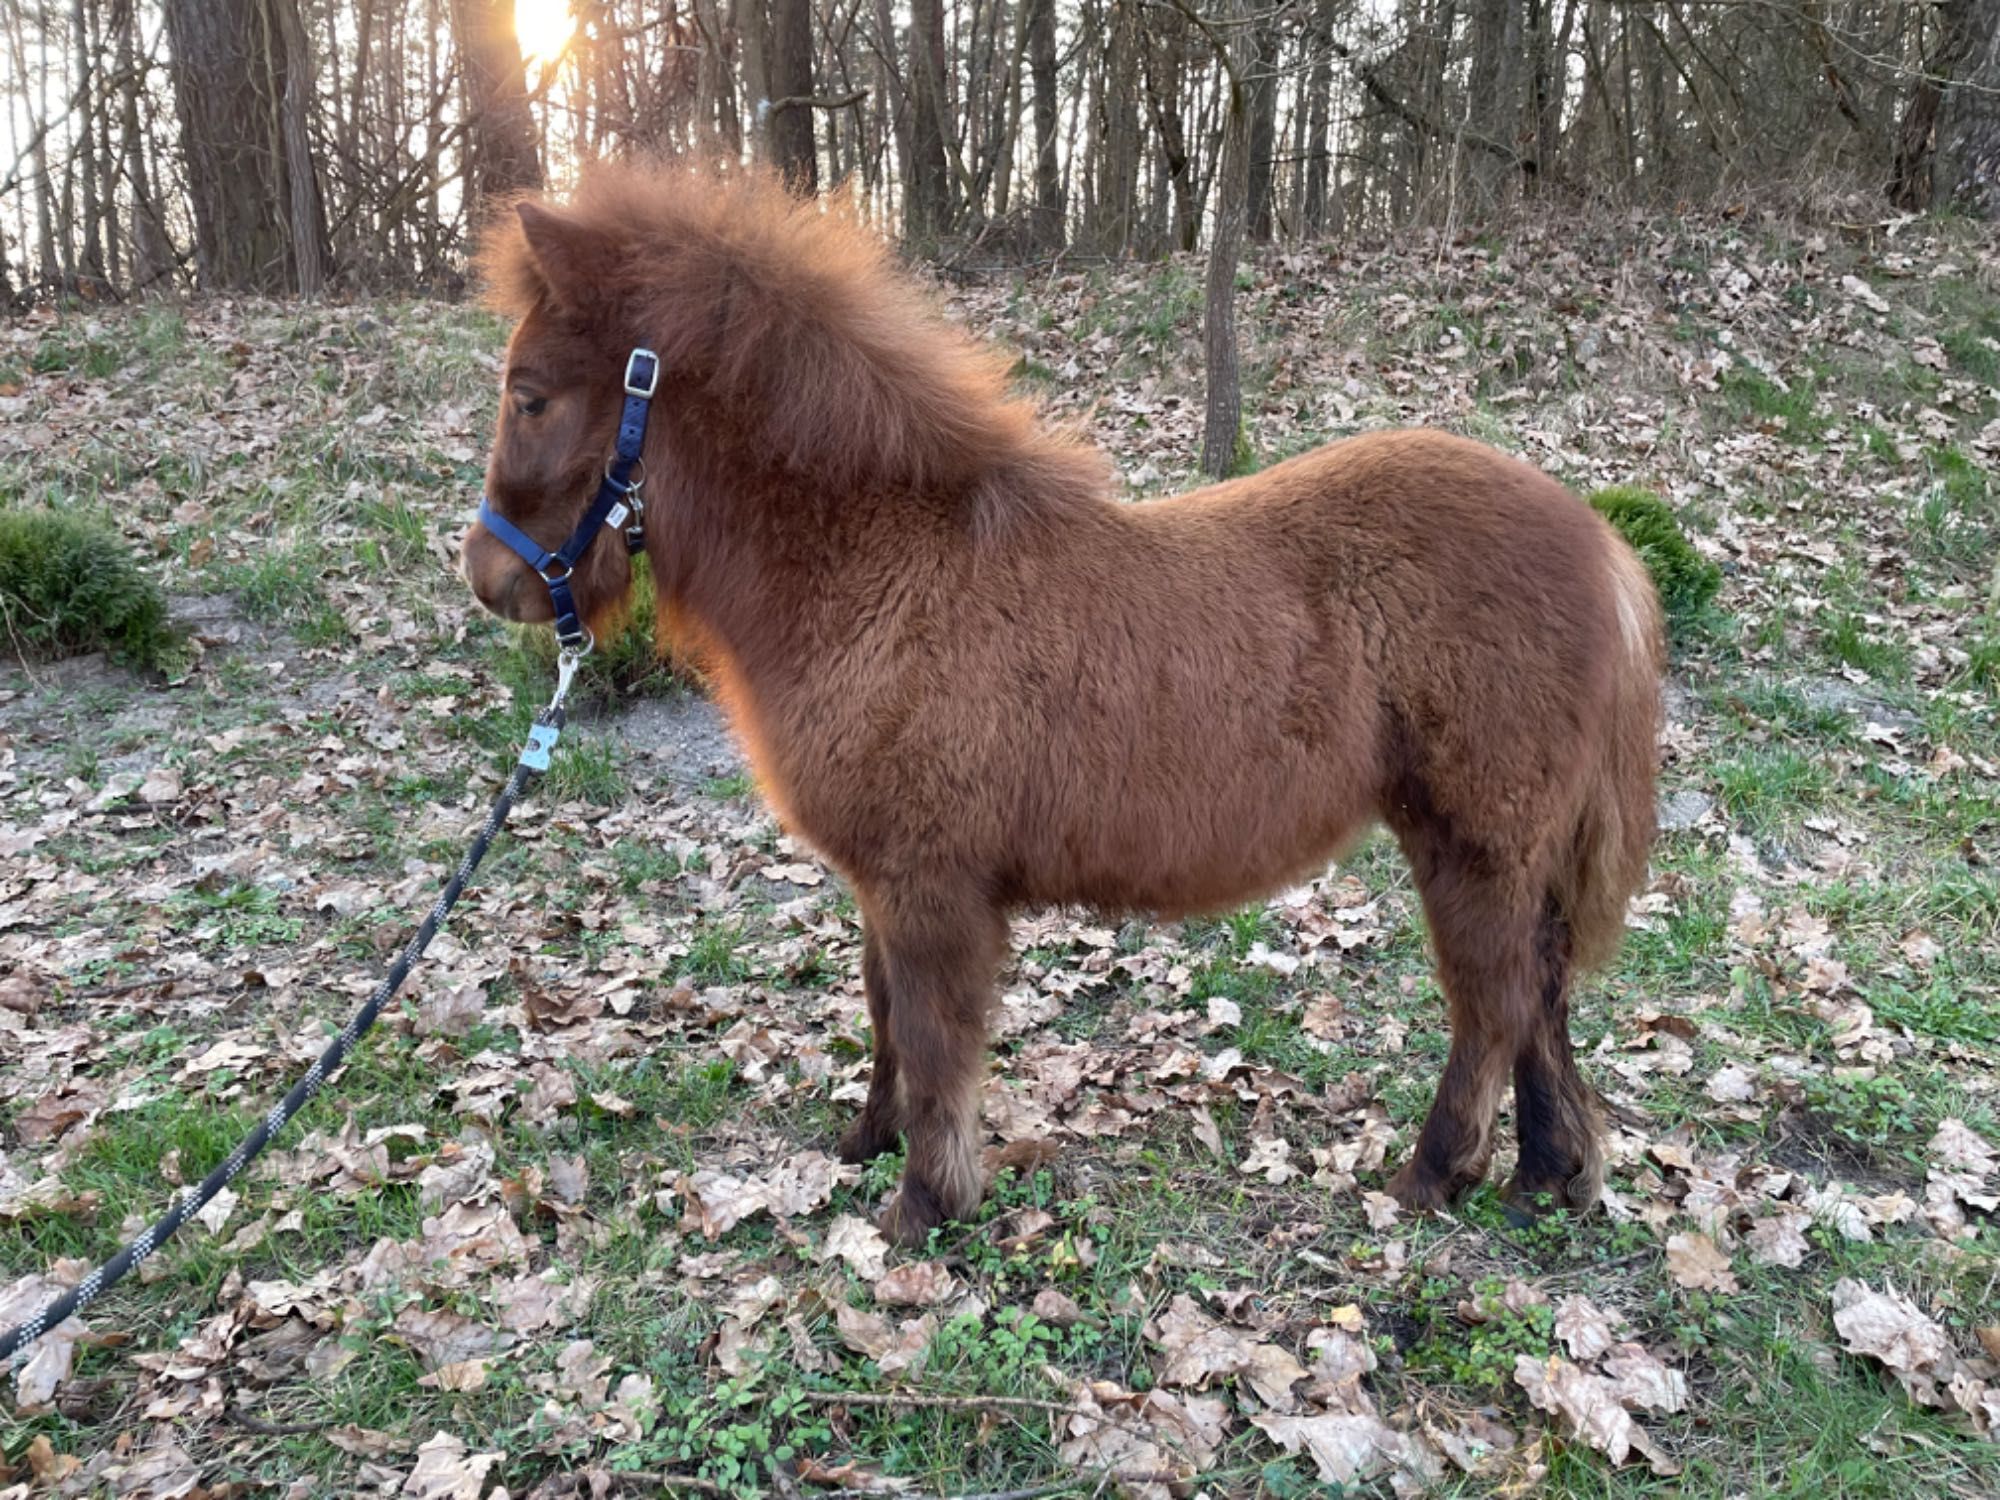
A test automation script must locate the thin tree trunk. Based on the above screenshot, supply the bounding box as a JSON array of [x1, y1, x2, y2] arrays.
[[274, 0, 327, 293], [1026, 0, 1063, 246], [450, 0, 543, 210], [1202, 15, 1250, 479], [1930, 0, 2000, 217], [768, 0, 818, 187], [113, 0, 170, 287], [905, 0, 953, 238], [1245, 13, 1277, 241], [1302, 0, 1335, 230]]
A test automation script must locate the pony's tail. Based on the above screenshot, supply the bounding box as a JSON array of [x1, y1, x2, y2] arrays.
[[1556, 532, 1665, 973]]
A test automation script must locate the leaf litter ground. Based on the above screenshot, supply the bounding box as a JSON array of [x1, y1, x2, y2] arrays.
[[0, 208, 1996, 1499]]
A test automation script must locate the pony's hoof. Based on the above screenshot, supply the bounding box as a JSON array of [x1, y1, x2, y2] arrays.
[[1501, 1167, 1600, 1221], [878, 1177, 954, 1248], [1383, 1163, 1454, 1214], [837, 1116, 899, 1165]]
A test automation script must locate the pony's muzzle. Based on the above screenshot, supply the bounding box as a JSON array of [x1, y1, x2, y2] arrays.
[[459, 523, 557, 625]]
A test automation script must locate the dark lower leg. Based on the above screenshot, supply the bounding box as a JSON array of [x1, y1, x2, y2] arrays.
[[1506, 912, 1602, 1211], [1386, 1031, 1513, 1210], [838, 928, 903, 1164], [874, 898, 1002, 1247], [1380, 829, 1536, 1213]]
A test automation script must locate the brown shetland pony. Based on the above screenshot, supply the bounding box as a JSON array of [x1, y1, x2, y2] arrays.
[[460, 166, 1665, 1246]]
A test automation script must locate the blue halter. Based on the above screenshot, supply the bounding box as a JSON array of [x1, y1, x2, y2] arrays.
[[477, 346, 659, 653]]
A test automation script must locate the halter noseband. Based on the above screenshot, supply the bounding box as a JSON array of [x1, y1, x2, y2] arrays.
[[476, 346, 659, 653]]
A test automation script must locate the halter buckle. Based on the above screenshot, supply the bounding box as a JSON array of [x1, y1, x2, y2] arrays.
[[625, 349, 660, 399]]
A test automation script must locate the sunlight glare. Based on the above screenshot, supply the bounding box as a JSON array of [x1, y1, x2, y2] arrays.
[[515, 0, 575, 67]]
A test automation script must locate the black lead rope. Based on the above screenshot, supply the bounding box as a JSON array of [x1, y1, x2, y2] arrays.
[[0, 655, 583, 1369]]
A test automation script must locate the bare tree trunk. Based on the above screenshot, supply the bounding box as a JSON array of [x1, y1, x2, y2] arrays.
[[905, 0, 953, 238], [768, 0, 818, 187], [1093, 0, 1141, 252], [1301, 0, 1335, 230], [163, 0, 288, 289], [274, 0, 327, 292], [1143, 14, 1199, 251], [450, 0, 543, 209], [1027, 0, 1063, 247], [1202, 16, 1250, 479], [1932, 0, 2000, 217], [1465, 0, 1525, 209], [113, 0, 171, 287], [1245, 13, 1277, 241]]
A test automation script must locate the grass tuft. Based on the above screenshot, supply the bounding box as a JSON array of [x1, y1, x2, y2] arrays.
[[1588, 484, 1722, 632], [0, 505, 180, 670]]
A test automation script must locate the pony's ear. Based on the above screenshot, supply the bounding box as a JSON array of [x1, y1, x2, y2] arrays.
[[515, 201, 615, 314]]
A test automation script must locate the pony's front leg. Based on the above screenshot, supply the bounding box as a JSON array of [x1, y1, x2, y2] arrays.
[[837, 927, 902, 1163], [871, 893, 1005, 1248]]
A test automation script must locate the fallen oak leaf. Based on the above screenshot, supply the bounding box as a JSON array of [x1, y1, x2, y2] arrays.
[[1830, 1279, 1951, 1375], [1665, 1231, 1739, 1293], [1515, 1354, 1678, 1475], [874, 1260, 955, 1307], [401, 1431, 503, 1499]]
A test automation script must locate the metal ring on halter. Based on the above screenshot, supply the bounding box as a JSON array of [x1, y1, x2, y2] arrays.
[[538, 559, 573, 585], [605, 456, 647, 494]]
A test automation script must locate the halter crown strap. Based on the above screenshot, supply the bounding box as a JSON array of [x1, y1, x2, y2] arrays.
[[478, 346, 659, 651]]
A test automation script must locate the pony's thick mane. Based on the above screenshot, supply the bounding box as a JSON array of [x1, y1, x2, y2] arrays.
[[479, 164, 1106, 513]]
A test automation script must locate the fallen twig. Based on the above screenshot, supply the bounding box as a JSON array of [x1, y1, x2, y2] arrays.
[[802, 1389, 1085, 1420], [221, 1407, 320, 1437]]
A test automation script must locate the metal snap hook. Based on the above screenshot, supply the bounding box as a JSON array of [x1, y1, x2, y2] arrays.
[[605, 456, 647, 493]]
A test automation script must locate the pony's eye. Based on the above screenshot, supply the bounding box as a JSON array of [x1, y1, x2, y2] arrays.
[[518, 395, 549, 417]]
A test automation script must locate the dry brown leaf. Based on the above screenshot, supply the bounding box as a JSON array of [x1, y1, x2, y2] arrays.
[[1515, 1354, 1677, 1474], [1746, 1205, 1812, 1268], [1600, 1343, 1688, 1415], [1058, 1381, 1226, 1500], [1830, 1280, 1950, 1375], [1553, 1296, 1621, 1361], [1703, 1065, 1757, 1103], [1, 1273, 84, 1408], [1250, 1410, 1413, 1485], [327, 1425, 413, 1459], [401, 1431, 503, 1499], [422, 1358, 491, 1392], [1664, 1232, 1739, 1293], [1032, 1288, 1090, 1328], [874, 1260, 955, 1307], [393, 1305, 513, 1370], [25, 1434, 80, 1484], [821, 1213, 890, 1281], [1928, 1119, 1996, 1177], [834, 1302, 936, 1376]]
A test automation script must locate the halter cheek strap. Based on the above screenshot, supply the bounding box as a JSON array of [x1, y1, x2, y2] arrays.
[[477, 346, 659, 653]]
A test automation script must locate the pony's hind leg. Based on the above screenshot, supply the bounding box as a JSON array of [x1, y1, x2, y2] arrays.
[[1383, 832, 1540, 1211], [872, 893, 1004, 1248], [837, 926, 903, 1164], [1504, 904, 1603, 1214]]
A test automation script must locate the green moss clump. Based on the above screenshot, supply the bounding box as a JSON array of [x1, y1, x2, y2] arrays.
[[1589, 485, 1722, 630], [0, 505, 178, 670]]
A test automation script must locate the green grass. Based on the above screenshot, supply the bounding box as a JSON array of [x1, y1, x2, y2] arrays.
[[1723, 367, 1828, 445]]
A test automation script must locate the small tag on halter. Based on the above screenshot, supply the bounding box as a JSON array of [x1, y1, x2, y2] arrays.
[[605, 501, 631, 532]]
